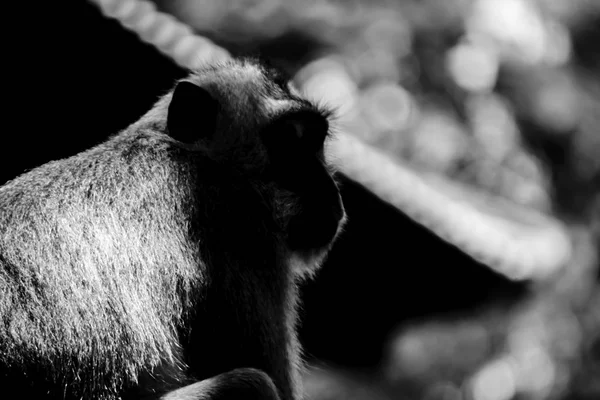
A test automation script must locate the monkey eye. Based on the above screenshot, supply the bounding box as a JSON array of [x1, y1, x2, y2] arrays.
[[282, 113, 328, 153], [263, 110, 329, 159]]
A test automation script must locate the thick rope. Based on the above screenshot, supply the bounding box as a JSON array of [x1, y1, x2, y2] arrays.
[[91, 0, 230, 69], [330, 134, 571, 280], [88, 0, 572, 281]]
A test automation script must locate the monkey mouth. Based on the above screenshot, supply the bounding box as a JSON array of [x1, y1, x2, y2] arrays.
[[287, 202, 346, 277], [286, 196, 345, 254]]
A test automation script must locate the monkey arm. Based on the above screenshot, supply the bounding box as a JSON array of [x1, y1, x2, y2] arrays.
[[160, 368, 281, 400]]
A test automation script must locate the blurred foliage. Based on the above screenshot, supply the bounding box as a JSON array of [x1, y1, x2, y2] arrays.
[[154, 0, 600, 399]]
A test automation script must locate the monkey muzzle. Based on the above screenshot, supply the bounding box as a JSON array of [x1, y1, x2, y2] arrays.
[[287, 196, 345, 254], [266, 140, 346, 254], [285, 168, 345, 253]]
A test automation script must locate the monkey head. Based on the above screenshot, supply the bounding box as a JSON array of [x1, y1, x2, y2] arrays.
[[165, 58, 346, 275]]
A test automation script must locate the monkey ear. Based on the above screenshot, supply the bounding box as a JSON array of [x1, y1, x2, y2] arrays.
[[167, 81, 219, 144]]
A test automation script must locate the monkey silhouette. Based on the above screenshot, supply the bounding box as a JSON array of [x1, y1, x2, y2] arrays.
[[0, 58, 346, 400]]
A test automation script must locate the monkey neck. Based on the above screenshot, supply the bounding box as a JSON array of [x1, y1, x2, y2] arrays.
[[183, 210, 302, 400]]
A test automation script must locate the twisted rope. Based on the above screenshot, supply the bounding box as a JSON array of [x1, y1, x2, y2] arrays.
[[330, 134, 571, 280], [88, 0, 572, 280], [91, 0, 230, 69]]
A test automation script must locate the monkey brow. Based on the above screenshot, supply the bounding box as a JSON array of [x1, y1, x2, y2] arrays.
[[265, 92, 328, 116], [268, 106, 332, 138], [259, 64, 335, 128], [259, 60, 291, 86]]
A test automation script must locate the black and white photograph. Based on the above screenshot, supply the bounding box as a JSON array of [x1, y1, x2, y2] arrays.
[[1, 0, 599, 399]]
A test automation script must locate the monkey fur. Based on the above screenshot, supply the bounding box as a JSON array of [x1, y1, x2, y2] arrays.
[[0, 58, 346, 399]]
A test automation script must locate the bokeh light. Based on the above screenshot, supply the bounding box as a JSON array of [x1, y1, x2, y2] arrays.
[[446, 41, 499, 93], [469, 358, 516, 400], [295, 56, 359, 118]]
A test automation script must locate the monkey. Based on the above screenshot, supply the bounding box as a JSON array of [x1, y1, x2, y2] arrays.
[[0, 57, 346, 400]]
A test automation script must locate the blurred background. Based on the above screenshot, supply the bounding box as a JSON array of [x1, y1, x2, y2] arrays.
[[3, 0, 599, 399]]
